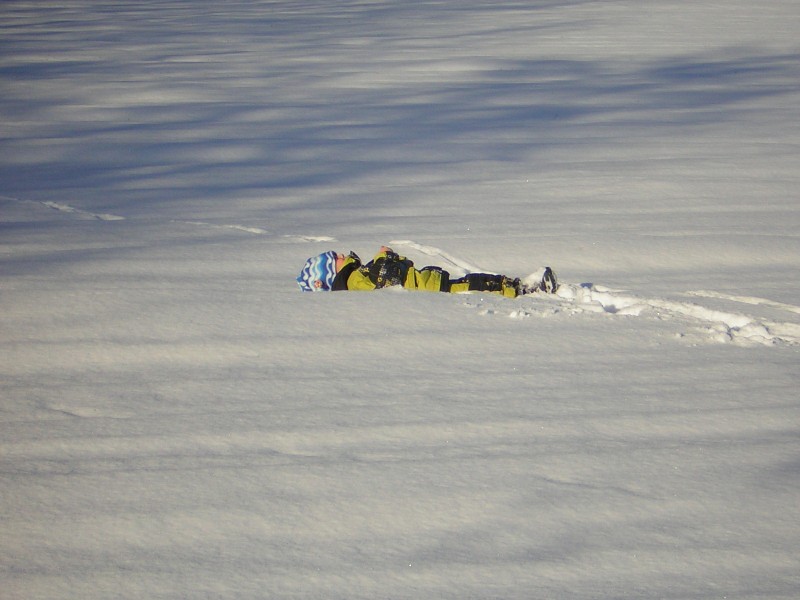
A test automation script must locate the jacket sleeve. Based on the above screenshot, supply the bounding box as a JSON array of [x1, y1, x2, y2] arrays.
[[345, 268, 377, 290], [328, 254, 373, 290]]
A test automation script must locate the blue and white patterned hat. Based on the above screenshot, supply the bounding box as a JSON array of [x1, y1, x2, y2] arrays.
[[297, 251, 338, 292]]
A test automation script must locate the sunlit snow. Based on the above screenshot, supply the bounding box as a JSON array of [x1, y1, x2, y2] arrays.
[[2, 2, 799, 598]]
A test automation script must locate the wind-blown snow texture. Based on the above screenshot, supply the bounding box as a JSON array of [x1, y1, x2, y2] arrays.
[[2, 1, 799, 598]]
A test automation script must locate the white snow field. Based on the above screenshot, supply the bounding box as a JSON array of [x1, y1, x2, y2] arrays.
[[2, 1, 799, 598]]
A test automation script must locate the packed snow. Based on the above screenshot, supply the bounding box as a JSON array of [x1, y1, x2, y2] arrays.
[[2, 1, 799, 598]]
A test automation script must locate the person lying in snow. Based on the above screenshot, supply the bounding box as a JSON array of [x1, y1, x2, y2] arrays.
[[297, 246, 558, 296]]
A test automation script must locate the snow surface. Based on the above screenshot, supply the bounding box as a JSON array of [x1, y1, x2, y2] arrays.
[[2, 1, 799, 598]]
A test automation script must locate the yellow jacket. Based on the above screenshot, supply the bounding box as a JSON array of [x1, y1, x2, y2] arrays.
[[334, 250, 447, 292], [332, 249, 518, 297]]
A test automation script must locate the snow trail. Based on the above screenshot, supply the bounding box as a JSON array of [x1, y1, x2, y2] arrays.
[[176, 220, 268, 235], [687, 290, 800, 315], [1, 195, 125, 221], [394, 240, 800, 347], [390, 240, 488, 275], [568, 284, 800, 346]]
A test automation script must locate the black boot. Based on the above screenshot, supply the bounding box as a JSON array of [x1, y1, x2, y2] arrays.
[[540, 267, 558, 293]]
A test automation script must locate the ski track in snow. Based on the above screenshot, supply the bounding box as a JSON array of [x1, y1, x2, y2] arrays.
[[283, 234, 338, 243], [40, 201, 125, 222], [1, 195, 125, 221], [4, 196, 341, 243], [162, 220, 338, 243], [146, 219, 336, 242], [176, 220, 268, 235], [395, 240, 800, 347]]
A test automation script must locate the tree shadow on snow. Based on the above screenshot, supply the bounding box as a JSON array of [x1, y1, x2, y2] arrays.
[[1, 3, 798, 219]]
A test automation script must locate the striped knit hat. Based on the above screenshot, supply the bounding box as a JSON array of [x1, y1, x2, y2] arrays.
[[296, 251, 338, 292]]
